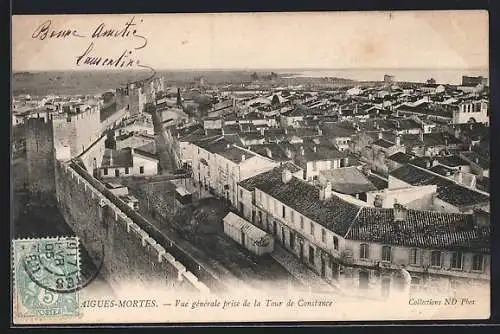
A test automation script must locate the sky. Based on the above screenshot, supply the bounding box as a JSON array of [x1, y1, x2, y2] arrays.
[[12, 11, 489, 72]]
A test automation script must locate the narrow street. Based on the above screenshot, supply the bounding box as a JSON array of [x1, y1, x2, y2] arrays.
[[150, 109, 177, 173]]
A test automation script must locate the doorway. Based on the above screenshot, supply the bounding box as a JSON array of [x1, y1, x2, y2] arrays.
[[359, 271, 369, 289]]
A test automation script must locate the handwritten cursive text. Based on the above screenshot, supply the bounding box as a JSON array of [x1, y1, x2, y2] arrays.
[[32, 20, 86, 40]]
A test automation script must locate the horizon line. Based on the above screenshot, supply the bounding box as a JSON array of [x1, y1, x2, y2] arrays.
[[13, 66, 489, 73]]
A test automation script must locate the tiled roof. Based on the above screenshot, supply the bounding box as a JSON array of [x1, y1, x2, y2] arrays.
[[460, 151, 489, 169], [320, 167, 377, 195], [423, 133, 463, 147], [134, 148, 159, 161], [389, 164, 489, 207], [387, 152, 414, 164], [476, 177, 490, 193], [397, 103, 453, 118], [346, 207, 489, 253], [248, 143, 290, 162], [436, 155, 469, 168], [238, 165, 293, 191], [319, 123, 357, 138], [409, 156, 433, 169], [101, 148, 133, 168], [429, 164, 455, 176], [254, 171, 361, 236], [218, 146, 256, 164], [366, 174, 388, 190], [372, 138, 395, 149]]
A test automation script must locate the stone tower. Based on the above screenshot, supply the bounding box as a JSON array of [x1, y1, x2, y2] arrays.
[[25, 115, 56, 205]]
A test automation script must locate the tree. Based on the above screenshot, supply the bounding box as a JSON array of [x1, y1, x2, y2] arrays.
[[194, 94, 213, 117], [176, 88, 182, 106], [271, 94, 281, 106], [351, 132, 373, 154], [251, 72, 259, 81]]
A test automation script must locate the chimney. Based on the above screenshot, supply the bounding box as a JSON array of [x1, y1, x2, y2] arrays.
[[319, 181, 332, 200], [300, 146, 305, 156], [316, 125, 323, 136], [395, 135, 401, 146], [374, 122, 379, 130], [378, 132, 383, 140], [393, 202, 407, 222], [282, 169, 292, 183], [265, 147, 272, 158], [241, 154, 246, 161], [313, 146, 317, 153], [457, 171, 463, 184], [425, 160, 431, 169], [260, 127, 265, 136], [221, 127, 225, 136], [285, 147, 292, 159], [226, 143, 231, 149], [419, 130, 424, 142], [475, 157, 479, 164]]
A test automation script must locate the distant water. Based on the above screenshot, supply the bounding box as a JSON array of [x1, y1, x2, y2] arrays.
[[279, 68, 489, 85]]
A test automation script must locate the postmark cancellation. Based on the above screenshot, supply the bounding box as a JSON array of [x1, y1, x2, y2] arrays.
[[12, 236, 82, 320]]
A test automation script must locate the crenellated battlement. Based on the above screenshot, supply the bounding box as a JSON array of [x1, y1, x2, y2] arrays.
[[55, 160, 210, 293]]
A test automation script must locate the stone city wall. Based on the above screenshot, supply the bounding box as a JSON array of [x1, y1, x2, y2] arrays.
[[54, 160, 210, 294]]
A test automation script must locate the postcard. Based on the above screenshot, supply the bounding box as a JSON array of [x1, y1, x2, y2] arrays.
[[11, 10, 490, 324]]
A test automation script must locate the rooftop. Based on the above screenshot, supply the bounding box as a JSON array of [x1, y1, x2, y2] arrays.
[[460, 151, 489, 170], [101, 148, 133, 168], [253, 169, 361, 236], [390, 164, 489, 208], [372, 138, 396, 149], [319, 167, 377, 195], [387, 152, 414, 164], [346, 208, 489, 253]]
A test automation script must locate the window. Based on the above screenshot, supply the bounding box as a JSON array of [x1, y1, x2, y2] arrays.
[[360, 243, 369, 259], [240, 189, 243, 198], [333, 237, 339, 251], [115, 169, 119, 177], [291, 210, 295, 224], [472, 254, 484, 271], [300, 216, 304, 230], [409, 248, 418, 265], [282, 206, 286, 218], [430, 251, 441, 267], [309, 246, 315, 265], [139, 166, 144, 174], [451, 251, 463, 269], [125, 167, 129, 174], [103, 168, 108, 176], [321, 229, 326, 243], [310, 222, 315, 236], [382, 246, 392, 262]]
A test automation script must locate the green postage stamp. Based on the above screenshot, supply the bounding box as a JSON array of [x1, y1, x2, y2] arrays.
[[12, 236, 81, 319]]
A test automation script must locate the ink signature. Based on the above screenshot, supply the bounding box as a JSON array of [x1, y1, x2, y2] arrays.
[[31, 16, 151, 70]]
